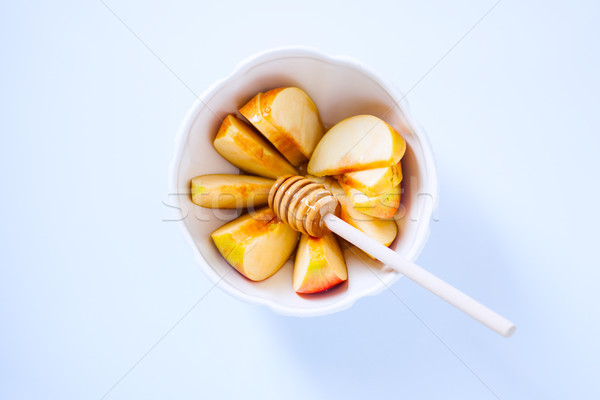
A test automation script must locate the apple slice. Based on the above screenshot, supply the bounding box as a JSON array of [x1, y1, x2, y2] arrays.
[[305, 174, 337, 188], [239, 87, 325, 166], [340, 182, 402, 219], [330, 182, 397, 247], [211, 207, 299, 281], [307, 115, 406, 176], [293, 233, 348, 294], [213, 115, 298, 179], [191, 174, 274, 209], [338, 161, 403, 197]]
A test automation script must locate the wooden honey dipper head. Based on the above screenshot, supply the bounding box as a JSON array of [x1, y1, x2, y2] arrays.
[[268, 175, 341, 237]]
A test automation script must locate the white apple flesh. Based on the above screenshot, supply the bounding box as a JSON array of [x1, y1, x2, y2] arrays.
[[293, 233, 348, 294], [240, 87, 325, 166], [191, 174, 274, 209], [307, 115, 406, 176], [211, 207, 299, 281], [338, 161, 402, 197], [213, 115, 298, 179]]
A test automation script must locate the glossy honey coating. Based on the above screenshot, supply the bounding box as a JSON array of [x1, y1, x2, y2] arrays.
[[268, 175, 341, 237]]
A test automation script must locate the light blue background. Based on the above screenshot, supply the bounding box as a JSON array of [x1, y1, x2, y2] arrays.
[[2, 1, 599, 399]]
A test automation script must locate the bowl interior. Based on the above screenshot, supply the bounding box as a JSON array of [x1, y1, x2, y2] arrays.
[[172, 50, 436, 316]]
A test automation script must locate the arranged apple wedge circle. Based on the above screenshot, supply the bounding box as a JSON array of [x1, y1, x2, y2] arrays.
[[191, 174, 274, 209], [190, 87, 408, 294]]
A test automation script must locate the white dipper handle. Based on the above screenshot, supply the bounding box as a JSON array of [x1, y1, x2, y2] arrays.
[[323, 214, 516, 337]]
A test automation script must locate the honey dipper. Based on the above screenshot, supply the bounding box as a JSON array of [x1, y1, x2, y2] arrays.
[[269, 175, 516, 337]]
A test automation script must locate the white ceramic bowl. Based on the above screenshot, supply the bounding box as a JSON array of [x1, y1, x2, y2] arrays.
[[169, 47, 438, 316]]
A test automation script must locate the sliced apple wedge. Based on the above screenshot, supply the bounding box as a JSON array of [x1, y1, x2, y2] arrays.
[[305, 174, 337, 188], [340, 182, 402, 219], [330, 182, 397, 247], [239, 87, 325, 166], [293, 234, 348, 294], [338, 161, 403, 197], [191, 174, 274, 209], [211, 208, 299, 281], [307, 115, 406, 176], [213, 115, 298, 179]]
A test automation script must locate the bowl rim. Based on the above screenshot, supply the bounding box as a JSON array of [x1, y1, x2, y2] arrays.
[[168, 46, 439, 316]]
